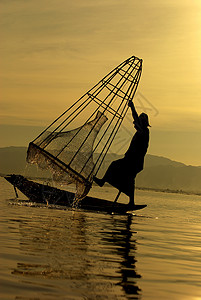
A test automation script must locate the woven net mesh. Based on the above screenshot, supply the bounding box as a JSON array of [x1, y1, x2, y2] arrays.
[[27, 111, 108, 200], [26, 56, 142, 202]]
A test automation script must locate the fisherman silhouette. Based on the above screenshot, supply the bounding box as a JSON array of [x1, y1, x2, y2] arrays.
[[93, 101, 150, 209]]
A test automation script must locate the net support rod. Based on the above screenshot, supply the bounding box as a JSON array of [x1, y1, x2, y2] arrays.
[[57, 57, 138, 162], [33, 56, 139, 144], [82, 62, 142, 178]]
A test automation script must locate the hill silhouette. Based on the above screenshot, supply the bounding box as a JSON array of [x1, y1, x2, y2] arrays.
[[1, 146, 201, 194]]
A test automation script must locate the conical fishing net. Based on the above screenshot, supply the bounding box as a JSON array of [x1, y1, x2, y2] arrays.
[[27, 111, 108, 200], [27, 56, 143, 202]]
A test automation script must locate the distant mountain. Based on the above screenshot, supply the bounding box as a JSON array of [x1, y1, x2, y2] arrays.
[[0, 146, 49, 178], [1, 146, 201, 193], [0, 147, 27, 174], [136, 164, 201, 193]]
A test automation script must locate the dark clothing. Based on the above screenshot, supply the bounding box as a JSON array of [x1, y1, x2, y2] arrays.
[[124, 127, 149, 174], [103, 127, 149, 196]]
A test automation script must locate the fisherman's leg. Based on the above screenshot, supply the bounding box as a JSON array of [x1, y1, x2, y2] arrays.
[[128, 179, 135, 208], [93, 160, 117, 187], [93, 176, 105, 187]]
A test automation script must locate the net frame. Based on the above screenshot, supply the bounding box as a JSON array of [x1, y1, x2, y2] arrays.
[[27, 56, 143, 196]]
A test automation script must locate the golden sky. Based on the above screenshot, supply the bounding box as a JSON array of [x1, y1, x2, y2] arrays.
[[1, 0, 201, 165]]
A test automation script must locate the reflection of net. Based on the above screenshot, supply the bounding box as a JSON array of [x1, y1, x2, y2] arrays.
[[27, 111, 108, 200]]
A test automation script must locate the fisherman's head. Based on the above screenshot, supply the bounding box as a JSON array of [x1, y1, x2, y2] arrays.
[[139, 113, 151, 128]]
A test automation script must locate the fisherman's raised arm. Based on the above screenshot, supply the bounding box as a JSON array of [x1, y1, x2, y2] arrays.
[[128, 101, 141, 128]]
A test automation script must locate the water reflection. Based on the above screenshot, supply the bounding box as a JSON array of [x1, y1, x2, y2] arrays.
[[102, 214, 141, 297], [12, 212, 89, 281], [12, 209, 141, 299]]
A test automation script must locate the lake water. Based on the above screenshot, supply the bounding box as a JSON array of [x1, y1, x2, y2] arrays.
[[1, 176, 201, 300]]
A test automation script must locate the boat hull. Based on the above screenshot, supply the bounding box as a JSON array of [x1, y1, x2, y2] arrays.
[[4, 174, 146, 214]]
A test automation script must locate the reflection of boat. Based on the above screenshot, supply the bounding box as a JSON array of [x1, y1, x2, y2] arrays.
[[11, 201, 141, 298], [4, 174, 146, 213], [4, 57, 146, 212]]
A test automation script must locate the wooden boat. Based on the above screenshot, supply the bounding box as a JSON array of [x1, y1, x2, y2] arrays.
[[4, 57, 147, 214], [4, 174, 146, 214]]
